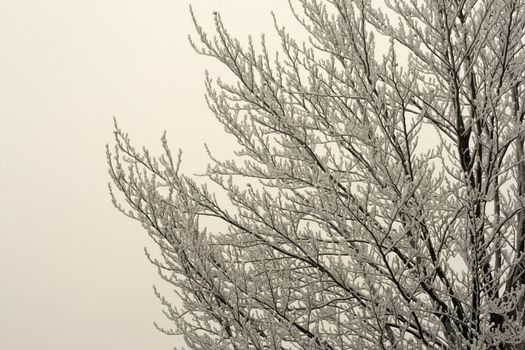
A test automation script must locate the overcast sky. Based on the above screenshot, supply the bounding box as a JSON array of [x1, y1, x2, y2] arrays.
[[0, 1, 294, 349]]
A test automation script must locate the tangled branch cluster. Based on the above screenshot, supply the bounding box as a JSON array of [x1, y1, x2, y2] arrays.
[[108, 1, 525, 348]]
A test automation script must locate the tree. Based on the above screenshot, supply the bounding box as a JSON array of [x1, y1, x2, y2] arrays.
[[107, 0, 525, 348]]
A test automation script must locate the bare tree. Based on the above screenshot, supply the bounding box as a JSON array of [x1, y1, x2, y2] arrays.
[[107, 0, 525, 348]]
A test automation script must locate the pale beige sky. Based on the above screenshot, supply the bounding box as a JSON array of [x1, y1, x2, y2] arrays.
[[0, 1, 292, 349]]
